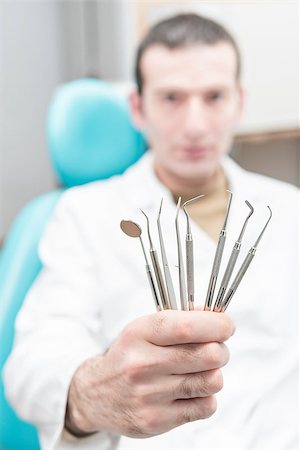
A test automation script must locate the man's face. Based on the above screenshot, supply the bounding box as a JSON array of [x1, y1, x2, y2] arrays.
[[131, 42, 244, 184]]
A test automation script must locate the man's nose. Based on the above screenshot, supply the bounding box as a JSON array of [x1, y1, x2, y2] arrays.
[[183, 97, 208, 140]]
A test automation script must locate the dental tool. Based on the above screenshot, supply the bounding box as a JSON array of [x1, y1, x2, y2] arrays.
[[120, 220, 162, 311], [183, 195, 205, 311], [140, 209, 171, 310], [220, 206, 272, 312], [213, 200, 254, 312], [175, 197, 188, 311], [204, 190, 233, 311], [157, 199, 177, 310]]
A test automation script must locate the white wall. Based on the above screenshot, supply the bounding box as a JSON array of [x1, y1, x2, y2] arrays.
[[0, 2, 62, 236], [0, 1, 90, 236]]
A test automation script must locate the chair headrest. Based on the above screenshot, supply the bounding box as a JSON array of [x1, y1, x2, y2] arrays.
[[46, 78, 147, 187]]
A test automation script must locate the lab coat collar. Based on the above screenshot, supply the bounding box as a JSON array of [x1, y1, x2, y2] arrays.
[[125, 149, 256, 213]]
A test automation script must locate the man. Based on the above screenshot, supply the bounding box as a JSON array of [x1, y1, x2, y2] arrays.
[[4, 13, 298, 450]]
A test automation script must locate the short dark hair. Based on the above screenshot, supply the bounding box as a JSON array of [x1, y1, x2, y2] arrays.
[[135, 13, 241, 93]]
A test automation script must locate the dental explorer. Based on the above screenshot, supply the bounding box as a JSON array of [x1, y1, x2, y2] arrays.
[[157, 199, 177, 310], [140, 209, 171, 310], [213, 200, 254, 312], [220, 206, 272, 312], [120, 220, 162, 312], [175, 197, 188, 311], [183, 195, 205, 311], [204, 190, 233, 311]]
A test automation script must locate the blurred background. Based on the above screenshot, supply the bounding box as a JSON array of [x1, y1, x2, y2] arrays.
[[0, 0, 299, 243]]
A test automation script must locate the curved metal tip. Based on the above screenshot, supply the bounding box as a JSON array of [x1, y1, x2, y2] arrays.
[[140, 208, 153, 249], [175, 197, 181, 220], [254, 205, 272, 248], [237, 200, 254, 242], [245, 200, 254, 214], [182, 195, 205, 233], [222, 190, 233, 230], [140, 208, 148, 221], [267, 205, 272, 218], [182, 194, 205, 211], [158, 198, 163, 221]]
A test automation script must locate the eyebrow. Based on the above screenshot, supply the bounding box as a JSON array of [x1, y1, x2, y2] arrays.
[[154, 86, 231, 96]]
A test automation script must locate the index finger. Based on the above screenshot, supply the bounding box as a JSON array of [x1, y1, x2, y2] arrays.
[[137, 310, 235, 346]]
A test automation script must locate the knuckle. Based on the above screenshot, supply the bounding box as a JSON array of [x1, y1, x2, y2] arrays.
[[180, 396, 217, 424], [152, 313, 168, 336], [202, 369, 223, 395], [210, 369, 224, 393], [170, 344, 197, 364], [123, 362, 141, 383], [205, 342, 229, 368], [120, 323, 138, 346], [178, 371, 222, 399], [139, 409, 160, 434], [175, 318, 191, 342], [135, 384, 155, 406], [178, 375, 195, 398], [180, 408, 195, 424], [123, 356, 149, 383], [220, 315, 235, 341], [202, 396, 217, 418], [206, 342, 224, 367]]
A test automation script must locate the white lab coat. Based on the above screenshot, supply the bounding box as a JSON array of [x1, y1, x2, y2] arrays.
[[3, 152, 299, 450]]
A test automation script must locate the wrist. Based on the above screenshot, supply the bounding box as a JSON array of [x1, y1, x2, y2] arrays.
[[64, 399, 97, 438], [64, 355, 104, 437]]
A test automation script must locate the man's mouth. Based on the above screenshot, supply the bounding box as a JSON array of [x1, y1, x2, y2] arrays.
[[182, 146, 210, 158]]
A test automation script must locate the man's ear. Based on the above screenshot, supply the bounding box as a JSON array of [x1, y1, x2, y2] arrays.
[[128, 90, 145, 131], [236, 84, 246, 125]]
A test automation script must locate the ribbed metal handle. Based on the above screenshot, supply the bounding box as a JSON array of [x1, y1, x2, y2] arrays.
[[205, 232, 226, 310], [212, 232, 226, 276], [146, 265, 162, 312], [214, 243, 240, 310], [221, 249, 255, 311], [230, 250, 255, 292], [186, 239, 194, 293], [186, 238, 194, 310], [163, 263, 177, 310], [150, 250, 170, 310]]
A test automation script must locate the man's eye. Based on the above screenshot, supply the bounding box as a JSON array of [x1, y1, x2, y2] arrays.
[[207, 92, 224, 102], [164, 93, 179, 102]]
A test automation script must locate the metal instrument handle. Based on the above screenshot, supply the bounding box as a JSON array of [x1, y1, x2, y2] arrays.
[[221, 248, 255, 311], [214, 242, 240, 311], [146, 264, 162, 312], [204, 232, 226, 310], [186, 238, 194, 310], [212, 232, 226, 276], [150, 250, 171, 310], [163, 262, 177, 310]]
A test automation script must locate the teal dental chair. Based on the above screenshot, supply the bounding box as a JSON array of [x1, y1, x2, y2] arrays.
[[0, 78, 146, 449]]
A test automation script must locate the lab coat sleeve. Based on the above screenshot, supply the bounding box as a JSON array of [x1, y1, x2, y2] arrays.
[[3, 190, 118, 450]]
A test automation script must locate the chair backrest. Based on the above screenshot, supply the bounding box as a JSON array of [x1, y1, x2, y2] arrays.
[[47, 78, 147, 187], [0, 78, 146, 449]]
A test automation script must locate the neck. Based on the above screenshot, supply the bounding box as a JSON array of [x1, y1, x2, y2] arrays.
[[154, 162, 228, 204]]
